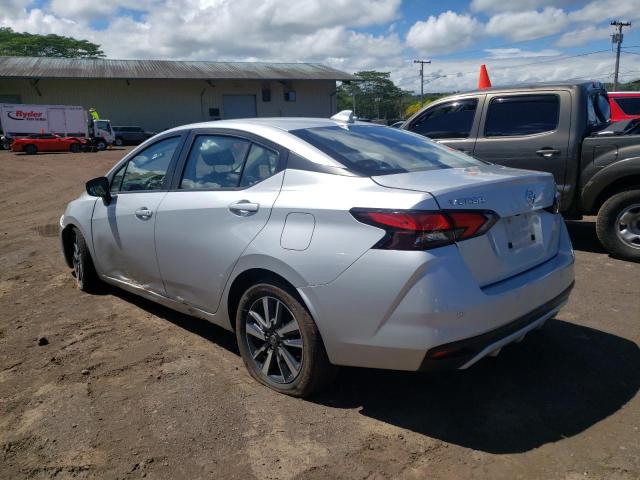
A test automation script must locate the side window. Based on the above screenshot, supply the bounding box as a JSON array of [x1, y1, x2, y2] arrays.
[[409, 99, 478, 139], [615, 97, 640, 115], [180, 135, 250, 189], [119, 136, 180, 192], [110, 164, 126, 192], [239, 144, 279, 187], [485, 95, 559, 137]]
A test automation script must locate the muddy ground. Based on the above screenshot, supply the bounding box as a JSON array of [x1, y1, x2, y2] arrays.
[[0, 148, 638, 480]]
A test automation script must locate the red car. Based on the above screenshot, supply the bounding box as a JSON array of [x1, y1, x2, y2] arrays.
[[11, 134, 87, 154], [608, 92, 640, 122]]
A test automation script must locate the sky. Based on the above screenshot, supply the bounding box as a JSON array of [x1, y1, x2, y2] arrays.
[[2, 0, 640, 93]]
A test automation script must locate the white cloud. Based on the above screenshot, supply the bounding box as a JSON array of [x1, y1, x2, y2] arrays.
[[471, 0, 576, 13], [485, 48, 562, 59], [268, 0, 402, 28], [569, 0, 640, 23], [49, 0, 117, 21], [2, 0, 403, 63], [555, 25, 611, 47], [406, 11, 484, 55], [486, 7, 569, 42]]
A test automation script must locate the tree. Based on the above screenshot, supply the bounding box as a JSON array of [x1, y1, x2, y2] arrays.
[[404, 100, 431, 119], [0, 27, 105, 58], [605, 79, 640, 91], [337, 71, 412, 121]]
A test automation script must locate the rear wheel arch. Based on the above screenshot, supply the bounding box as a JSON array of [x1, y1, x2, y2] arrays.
[[227, 268, 307, 332]]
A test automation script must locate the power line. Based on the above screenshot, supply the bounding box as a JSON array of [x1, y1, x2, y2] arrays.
[[421, 48, 615, 82]]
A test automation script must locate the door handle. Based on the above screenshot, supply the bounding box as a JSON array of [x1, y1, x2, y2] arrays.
[[135, 207, 153, 219], [536, 148, 561, 158], [229, 201, 259, 216]]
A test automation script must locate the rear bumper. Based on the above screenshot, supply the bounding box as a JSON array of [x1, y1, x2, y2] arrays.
[[420, 282, 573, 371], [300, 220, 575, 371]]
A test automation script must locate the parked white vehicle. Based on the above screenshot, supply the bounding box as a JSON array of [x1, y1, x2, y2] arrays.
[[0, 103, 115, 150]]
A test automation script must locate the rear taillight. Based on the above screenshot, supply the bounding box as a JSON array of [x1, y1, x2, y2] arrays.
[[544, 191, 561, 214], [350, 208, 498, 251]]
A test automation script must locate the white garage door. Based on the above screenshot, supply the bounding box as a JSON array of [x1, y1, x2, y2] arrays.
[[223, 95, 257, 119]]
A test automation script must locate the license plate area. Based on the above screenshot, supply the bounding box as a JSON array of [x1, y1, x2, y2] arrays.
[[505, 212, 539, 250]]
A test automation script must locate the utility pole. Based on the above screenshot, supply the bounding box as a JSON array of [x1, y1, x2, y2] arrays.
[[611, 20, 631, 90], [413, 59, 431, 103]]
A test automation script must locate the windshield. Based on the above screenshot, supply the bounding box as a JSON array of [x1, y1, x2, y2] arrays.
[[95, 120, 112, 132], [291, 125, 484, 176]]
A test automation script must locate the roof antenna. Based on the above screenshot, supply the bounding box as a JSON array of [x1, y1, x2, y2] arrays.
[[330, 110, 354, 124]]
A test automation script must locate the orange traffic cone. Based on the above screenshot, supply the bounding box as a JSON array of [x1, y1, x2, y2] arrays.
[[478, 64, 492, 89]]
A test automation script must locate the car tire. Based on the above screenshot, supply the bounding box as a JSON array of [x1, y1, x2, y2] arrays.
[[114, 137, 124, 147], [69, 142, 81, 153], [235, 281, 336, 397], [71, 227, 101, 292], [596, 189, 640, 262], [95, 139, 107, 151], [24, 144, 37, 155]]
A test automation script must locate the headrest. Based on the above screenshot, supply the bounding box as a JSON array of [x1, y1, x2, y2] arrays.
[[201, 149, 236, 166]]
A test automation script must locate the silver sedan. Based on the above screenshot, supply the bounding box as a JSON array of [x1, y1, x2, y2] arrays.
[[60, 112, 575, 397]]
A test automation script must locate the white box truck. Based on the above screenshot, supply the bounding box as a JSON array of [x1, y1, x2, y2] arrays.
[[0, 104, 115, 150]]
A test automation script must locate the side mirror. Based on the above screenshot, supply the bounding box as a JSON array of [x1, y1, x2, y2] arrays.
[[86, 176, 111, 204]]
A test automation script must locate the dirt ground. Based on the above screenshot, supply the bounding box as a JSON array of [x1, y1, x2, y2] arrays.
[[0, 147, 638, 480]]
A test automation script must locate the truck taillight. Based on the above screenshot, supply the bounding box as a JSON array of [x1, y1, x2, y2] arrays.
[[350, 208, 498, 251]]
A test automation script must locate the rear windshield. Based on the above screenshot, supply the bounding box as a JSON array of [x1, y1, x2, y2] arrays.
[[290, 125, 483, 176]]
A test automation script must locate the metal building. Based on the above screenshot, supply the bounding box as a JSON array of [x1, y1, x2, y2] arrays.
[[0, 57, 353, 131]]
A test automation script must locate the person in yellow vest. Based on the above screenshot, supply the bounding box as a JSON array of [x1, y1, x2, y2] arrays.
[[87, 108, 108, 150]]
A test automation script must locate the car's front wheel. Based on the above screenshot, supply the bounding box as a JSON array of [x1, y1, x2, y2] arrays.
[[24, 144, 37, 155], [596, 189, 640, 262], [114, 137, 124, 146], [71, 227, 101, 291], [236, 282, 336, 397], [69, 142, 81, 153]]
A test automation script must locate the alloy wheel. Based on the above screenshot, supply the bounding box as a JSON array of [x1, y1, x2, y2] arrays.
[[72, 236, 84, 285], [244, 296, 303, 384], [616, 203, 640, 249]]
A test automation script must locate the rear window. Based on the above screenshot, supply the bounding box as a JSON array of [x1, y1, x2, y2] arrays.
[[485, 95, 559, 137], [615, 97, 640, 115], [290, 125, 483, 176]]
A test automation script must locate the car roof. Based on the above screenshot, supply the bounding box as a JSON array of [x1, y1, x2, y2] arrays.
[[151, 117, 385, 171], [456, 81, 604, 96], [164, 117, 380, 134]]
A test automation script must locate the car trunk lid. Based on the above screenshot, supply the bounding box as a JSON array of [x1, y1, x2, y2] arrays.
[[372, 165, 562, 286]]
